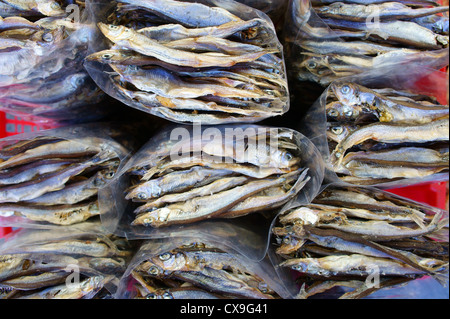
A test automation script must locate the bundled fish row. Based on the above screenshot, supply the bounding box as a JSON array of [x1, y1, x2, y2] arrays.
[[123, 241, 281, 299], [0, 1, 107, 123], [323, 82, 449, 185], [285, 0, 449, 86], [118, 125, 319, 228], [0, 222, 137, 299], [0, 125, 129, 227], [85, 0, 289, 124], [272, 185, 449, 299]]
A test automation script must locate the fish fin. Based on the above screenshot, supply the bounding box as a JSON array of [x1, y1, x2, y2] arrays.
[[410, 211, 427, 230], [294, 283, 308, 299], [430, 265, 449, 287]]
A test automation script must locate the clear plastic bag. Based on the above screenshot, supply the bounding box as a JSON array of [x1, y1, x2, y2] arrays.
[[268, 182, 449, 299], [84, 0, 290, 124], [0, 220, 138, 299], [299, 67, 449, 188], [98, 123, 325, 237], [283, 0, 449, 87], [0, 2, 109, 124], [0, 122, 134, 229], [115, 225, 295, 299], [234, 0, 289, 25]]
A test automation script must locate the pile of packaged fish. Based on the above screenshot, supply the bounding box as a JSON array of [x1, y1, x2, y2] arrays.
[[0, 0, 106, 123], [0, 125, 129, 227], [124, 242, 281, 299], [86, 0, 289, 124], [285, 0, 449, 85], [272, 185, 449, 299], [325, 82, 449, 185], [0, 221, 137, 299], [119, 125, 316, 228]]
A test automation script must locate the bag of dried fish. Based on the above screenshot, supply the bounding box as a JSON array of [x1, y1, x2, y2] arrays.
[[84, 0, 289, 124], [0, 220, 138, 299], [115, 220, 293, 299], [0, 123, 133, 228], [269, 183, 449, 299], [284, 0, 449, 87], [99, 124, 324, 234], [0, 1, 109, 124], [300, 69, 449, 187]]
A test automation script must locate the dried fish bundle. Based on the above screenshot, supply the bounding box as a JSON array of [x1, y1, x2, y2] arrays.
[[0, 2, 107, 123], [0, 124, 131, 227], [0, 221, 138, 299], [85, 0, 289, 124], [271, 185, 449, 299], [111, 124, 323, 229], [323, 82, 449, 185], [117, 237, 287, 299], [285, 0, 449, 86]]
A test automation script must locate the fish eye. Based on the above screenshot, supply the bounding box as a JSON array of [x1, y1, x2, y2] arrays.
[[331, 126, 343, 135], [105, 171, 115, 179], [327, 109, 338, 117], [143, 217, 154, 226], [102, 53, 113, 59], [258, 283, 269, 293], [148, 266, 160, 276], [51, 2, 61, 9], [159, 252, 171, 261], [162, 292, 174, 299], [340, 85, 351, 95], [283, 152, 293, 161], [282, 235, 291, 244], [308, 61, 317, 69], [145, 293, 157, 299], [42, 33, 53, 42], [344, 110, 353, 117], [137, 193, 148, 200]]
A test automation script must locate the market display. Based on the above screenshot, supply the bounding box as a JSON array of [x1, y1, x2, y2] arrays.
[[0, 0, 448, 300], [0, 0, 107, 123], [271, 185, 449, 299], [285, 0, 449, 86], [85, 0, 289, 124]]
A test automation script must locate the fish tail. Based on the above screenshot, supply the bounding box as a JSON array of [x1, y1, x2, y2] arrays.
[[430, 264, 449, 287]]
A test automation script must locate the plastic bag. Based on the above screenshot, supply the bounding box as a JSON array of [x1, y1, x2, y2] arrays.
[[283, 0, 449, 87], [84, 0, 290, 125], [115, 225, 295, 299], [0, 1, 109, 124], [0, 220, 138, 299], [0, 122, 134, 229], [299, 67, 449, 188], [234, 0, 289, 26], [98, 123, 324, 237], [268, 182, 449, 299]]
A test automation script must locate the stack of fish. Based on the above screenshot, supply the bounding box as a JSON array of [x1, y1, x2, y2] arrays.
[[122, 127, 312, 228], [127, 242, 280, 299], [0, 131, 127, 226], [324, 82, 449, 185], [287, 0, 449, 86], [86, 0, 289, 124], [0, 222, 136, 299], [0, 0, 106, 123], [272, 185, 449, 299]]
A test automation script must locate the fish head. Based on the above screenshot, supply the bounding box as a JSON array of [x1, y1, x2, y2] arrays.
[[330, 82, 361, 106], [326, 100, 359, 122], [37, 1, 65, 17], [98, 23, 132, 42], [149, 251, 188, 272]]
